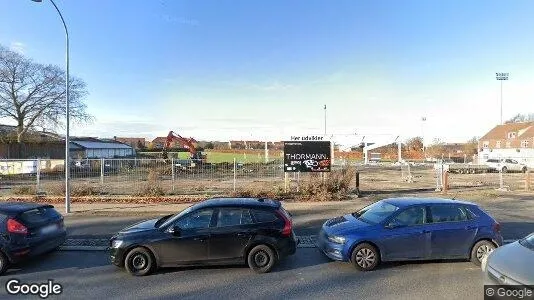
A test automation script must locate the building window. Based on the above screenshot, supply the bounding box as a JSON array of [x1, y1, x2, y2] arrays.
[[508, 132, 517, 139], [482, 141, 489, 148], [521, 140, 529, 148], [496, 141, 501, 148], [506, 141, 511, 148]]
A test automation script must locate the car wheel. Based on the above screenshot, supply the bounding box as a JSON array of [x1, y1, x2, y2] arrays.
[[351, 243, 380, 271], [522, 167, 528, 173], [125, 247, 155, 276], [247, 245, 276, 274], [501, 167, 507, 173], [471, 240, 496, 266], [0, 251, 9, 276]]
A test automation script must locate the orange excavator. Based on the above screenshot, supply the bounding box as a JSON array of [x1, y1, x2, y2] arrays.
[[162, 131, 207, 161]]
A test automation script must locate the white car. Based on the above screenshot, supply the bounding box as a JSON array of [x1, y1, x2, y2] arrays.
[[485, 159, 528, 173], [482, 233, 534, 286]]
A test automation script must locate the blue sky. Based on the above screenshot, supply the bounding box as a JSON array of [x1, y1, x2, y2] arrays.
[[1, 0, 533, 146]]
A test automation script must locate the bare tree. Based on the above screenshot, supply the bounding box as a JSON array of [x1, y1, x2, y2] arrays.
[[0, 45, 92, 142], [405, 136, 423, 151], [463, 136, 478, 156], [505, 113, 534, 124]]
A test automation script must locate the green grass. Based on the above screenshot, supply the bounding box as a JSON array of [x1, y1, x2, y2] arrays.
[[205, 151, 282, 163], [138, 151, 281, 163]]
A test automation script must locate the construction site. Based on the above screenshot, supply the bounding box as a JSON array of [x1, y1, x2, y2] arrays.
[[0, 126, 531, 201]]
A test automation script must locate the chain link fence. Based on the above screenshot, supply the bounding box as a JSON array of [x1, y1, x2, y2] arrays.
[[0, 158, 532, 197], [0, 158, 286, 196]]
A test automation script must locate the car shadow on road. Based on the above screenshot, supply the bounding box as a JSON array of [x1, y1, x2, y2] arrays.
[[500, 221, 534, 240], [152, 248, 330, 275], [64, 217, 147, 239], [375, 258, 473, 271], [4, 250, 110, 276], [360, 188, 441, 195]]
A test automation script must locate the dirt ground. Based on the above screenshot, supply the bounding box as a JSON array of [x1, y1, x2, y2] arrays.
[[0, 165, 531, 199]]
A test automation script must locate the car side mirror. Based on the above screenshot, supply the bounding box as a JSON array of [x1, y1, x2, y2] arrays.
[[385, 221, 404, 229], [168, 225, 181, 236]]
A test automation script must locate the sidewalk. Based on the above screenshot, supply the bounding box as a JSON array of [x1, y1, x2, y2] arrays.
[[50, 198, 373, 215]]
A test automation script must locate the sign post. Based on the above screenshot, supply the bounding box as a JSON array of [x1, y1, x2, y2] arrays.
[[283, 140, 331, 173], [283, 136, 332, 194]]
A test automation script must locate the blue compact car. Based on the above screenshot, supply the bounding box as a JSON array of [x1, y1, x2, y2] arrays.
[[317, 198, 503, 271]]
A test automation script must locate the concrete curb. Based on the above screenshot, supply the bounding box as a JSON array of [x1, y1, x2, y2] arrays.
[[59, 246, 108, 251]]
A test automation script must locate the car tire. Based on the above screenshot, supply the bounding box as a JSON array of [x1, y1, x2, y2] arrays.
[[471, 240, 496, 266], [125, 247, 155, 276], [501, 167, 507, 173], [351, 243, 380, 271], [0, 251, 9, 276], [522, 167, 528, 173], [247, 245, 276, 274]]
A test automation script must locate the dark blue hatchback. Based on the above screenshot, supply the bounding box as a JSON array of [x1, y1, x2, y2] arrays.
[[317, 198, 503, 271]]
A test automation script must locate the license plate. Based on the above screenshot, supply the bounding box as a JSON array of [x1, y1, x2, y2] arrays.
[[41, 224, 58, 234]]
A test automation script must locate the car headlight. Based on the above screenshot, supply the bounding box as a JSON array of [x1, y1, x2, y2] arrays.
[[327, 235, 346, 244], [111, 240, 124, 248]]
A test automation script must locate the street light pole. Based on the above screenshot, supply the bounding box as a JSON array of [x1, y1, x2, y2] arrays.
[[323, 104, 327, 135], [32, 0, 70, 213], [421, 116, 426, 158], [496, 72, 509, 125]]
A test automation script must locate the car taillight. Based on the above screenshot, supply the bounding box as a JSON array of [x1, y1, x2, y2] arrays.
[[7, 218, 28, 234], [493, 222, 501, 233], [276, 210, 292, 237]]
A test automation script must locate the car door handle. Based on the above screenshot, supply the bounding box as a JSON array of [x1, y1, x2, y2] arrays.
[[419, 230, 430, 234], [193, 237, 207, 242], [237, 233, 249, 237], [465, 226, 476, 230]]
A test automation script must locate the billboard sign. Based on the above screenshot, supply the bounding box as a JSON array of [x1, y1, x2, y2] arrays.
[[283, 140, 331, 172]]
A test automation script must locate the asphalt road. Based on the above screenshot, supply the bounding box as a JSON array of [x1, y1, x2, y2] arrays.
[[0, 200, 531, 299], [62, 204, 534, 240], [0, 248, 485, 300]]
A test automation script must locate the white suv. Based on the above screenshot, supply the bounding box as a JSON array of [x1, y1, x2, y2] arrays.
[[485, 158, 528, 173]]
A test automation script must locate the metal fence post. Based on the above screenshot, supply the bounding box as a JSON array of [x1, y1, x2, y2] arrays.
[[100, 158, 104, 186], [233, 158, 236, 192], [284, 172, 288, 193], [296, 171, 300, 193], [264, 141, 269, 164], [442, 171, 449, 193], [435, 161, 442, 191], [36, 158, 41, 194], [355, 170, 360, 196], [526, 170, 531, 191], [407, 163, 413, 183], [171, 157, 175, 192], [499, 167, 504, 190]]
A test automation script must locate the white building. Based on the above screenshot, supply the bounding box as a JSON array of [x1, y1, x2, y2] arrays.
[[70, 138, 135, 159], [478, 122, 534, 168]]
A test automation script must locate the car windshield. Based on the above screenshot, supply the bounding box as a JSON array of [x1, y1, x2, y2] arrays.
[[158, 206, 196, 228], [519, 234, 534, 251], [352, 201, 399, 224]]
